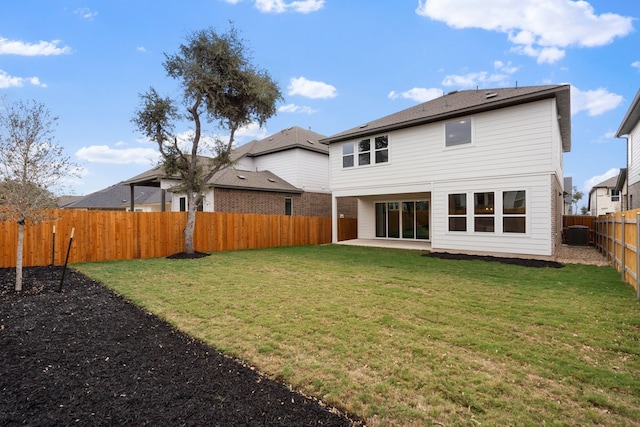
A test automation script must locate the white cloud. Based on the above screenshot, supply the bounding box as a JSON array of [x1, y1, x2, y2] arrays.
[[442, 61, 518, 88], [416, 0, 634, 64], [76, 145, 159, 164], [583, 168, 619, 193], [225, 0, 324, 13], [571, 86, 623, 116], [388, 87, 443, 103], [288, 77, 337, 99], [278, 103, 318, 114], [0, 69, 46, 88], [632, 61, 640, 71], [74, 8, 98, 20], [0, 37, 71, 56], [137, 46, 147, 53]]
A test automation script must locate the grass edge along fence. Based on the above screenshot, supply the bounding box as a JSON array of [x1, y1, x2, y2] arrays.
[[595, 209, 640, 300], [0, 209, 337, 268]]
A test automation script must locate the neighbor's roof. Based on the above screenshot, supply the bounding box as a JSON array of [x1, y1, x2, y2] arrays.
[[231, 126, 328, 161], [64, 183, 171, 209], [204, 168, 302, 193], [588, 175, 619, 196], [616, 89, 640, 137], [123, 126, 327, 187], [320, 85, 571, 152]]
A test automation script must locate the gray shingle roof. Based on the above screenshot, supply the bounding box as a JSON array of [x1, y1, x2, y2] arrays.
[[64, 183, 171, 209], [231, 126, 328, 161], [205, 169, 302, 193], [123, 126, 327, 189], [320, 85, 571, 152]]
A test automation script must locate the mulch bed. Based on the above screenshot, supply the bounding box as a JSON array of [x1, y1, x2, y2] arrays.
[[423, 252, 564, 268], [0, 266, 360, 427]]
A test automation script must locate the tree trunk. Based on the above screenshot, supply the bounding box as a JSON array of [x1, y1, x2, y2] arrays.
[[184, 194, 197, 254], [15, 220, 24, 292]]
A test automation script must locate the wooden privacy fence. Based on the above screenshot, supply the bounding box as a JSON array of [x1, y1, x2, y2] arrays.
[[594, 209, 640, 300], [1, 209, 334, 268]]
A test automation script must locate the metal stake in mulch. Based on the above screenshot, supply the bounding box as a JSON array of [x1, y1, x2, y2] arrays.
[[50, 225, 56, 280], [56, 228, 74, 293]]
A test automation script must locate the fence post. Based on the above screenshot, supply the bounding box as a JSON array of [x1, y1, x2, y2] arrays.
[[637, 212, 640, 301], [621, 214, 626, 281]]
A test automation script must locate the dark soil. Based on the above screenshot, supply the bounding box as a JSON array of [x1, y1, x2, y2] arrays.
[[0, 266, 360, 426], [165, 251, 211, 260], [423, 252, 564, 268]]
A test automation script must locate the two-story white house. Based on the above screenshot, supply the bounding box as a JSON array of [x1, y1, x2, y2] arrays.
[[616, 88, 640, 209], [588, 176, 621, 216], [321, 85, 571, 258]]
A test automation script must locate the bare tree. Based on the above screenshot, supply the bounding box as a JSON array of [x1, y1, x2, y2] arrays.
[[0, 99, 77, 291], [571, 186, 584, 214], [133, 25, 282, 255]]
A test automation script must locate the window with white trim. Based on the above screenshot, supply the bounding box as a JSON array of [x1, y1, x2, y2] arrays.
[[474, 192, 494, 232], [448, 193, 467, 232], [447, 190, 527, 234], [342, 143, 354, 168], [503, 190, 526, 233], [342, 135, 389, 168], [445, 118, 472, 147]]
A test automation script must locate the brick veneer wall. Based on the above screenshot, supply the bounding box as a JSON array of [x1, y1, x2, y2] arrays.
[[214, 188, 331, 217]]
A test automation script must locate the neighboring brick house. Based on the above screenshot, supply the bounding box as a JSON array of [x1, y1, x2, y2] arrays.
[[124, 126, 353, 217]]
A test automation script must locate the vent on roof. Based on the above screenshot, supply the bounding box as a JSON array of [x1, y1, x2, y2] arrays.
[[267, 178, 276, 183], [237, 175, 246, 180], [306, 139, 314, 144], [447, 90, 458, 95], [485, 92, 498, 99], [359, 124, 368, 128]]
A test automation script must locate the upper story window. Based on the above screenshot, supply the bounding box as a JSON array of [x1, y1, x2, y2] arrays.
[[342, 143, 354, 168], [342, 135, 389, 168], [611, 189, 620, 202], [445, 118, 472, 147]]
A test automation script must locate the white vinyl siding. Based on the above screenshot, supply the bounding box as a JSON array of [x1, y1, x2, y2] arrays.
[[330, 99, 556, 197], [431, 175, 552, 256], [254, 148, 329, 193], [628, 124, 640, 186]]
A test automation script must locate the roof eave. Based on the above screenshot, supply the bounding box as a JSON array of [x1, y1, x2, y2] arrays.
[[616, 89, 640, 137], [320, 85, 571, 149]]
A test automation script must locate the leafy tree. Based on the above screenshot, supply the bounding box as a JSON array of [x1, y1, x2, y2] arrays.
[[571, 186, 584, 214], [580, 205, 588, 215], [0, 99, 77, 291], [133, 26, 282, 255]]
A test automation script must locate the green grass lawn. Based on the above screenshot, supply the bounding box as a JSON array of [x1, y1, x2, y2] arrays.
[[75, 245, 640, 426]]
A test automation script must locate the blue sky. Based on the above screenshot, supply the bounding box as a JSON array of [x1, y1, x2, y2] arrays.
[[1, 0, 638, 210]]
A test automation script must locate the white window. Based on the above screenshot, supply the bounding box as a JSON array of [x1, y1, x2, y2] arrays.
[[448, 194, 467, 232], [342, 143, 354, 168], [503, 190, 526, 233], [447, 190, 527, 234], [611, 189, 620, 202], [445, 118, 472, 147], [342, 135, 389, 168], [474, 192, 494, 232]]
